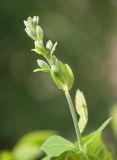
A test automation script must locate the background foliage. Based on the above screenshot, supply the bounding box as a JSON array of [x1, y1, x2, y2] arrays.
[[0, 0, 117, 156]]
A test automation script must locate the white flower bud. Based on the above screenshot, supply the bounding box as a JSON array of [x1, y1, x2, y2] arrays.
[[33, 16, 39, 25], [36, 26, 43, 41], [46, 40, 53, 51]]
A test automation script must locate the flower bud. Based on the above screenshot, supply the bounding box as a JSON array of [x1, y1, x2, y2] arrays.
[[24, 16, 42, 41], [25, 27, 36, 40], [27, 17, 36, 31], [50, 60, 74, 91], [33, 16, 39, 25], [32, 41, 47, 57], [36, 26, 43, 41], [46, 40, 53, 51]]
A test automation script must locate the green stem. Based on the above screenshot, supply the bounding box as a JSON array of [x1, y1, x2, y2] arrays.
[[65, 90, 88, 160], [83, 150, 89, 160], [65, 90, 82, 150]]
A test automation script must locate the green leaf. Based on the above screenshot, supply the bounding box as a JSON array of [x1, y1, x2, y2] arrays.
[[64, 63, 74, 91], [13, 131, 55, 160], [41, 135, 77, 157], [50, 64, 65, 90], [13, 145, 41, 160], [67, 152, 85, 160], [83, 117, 112, 147], [15, 131, 55, 146], [57, 151, 97, 160], [83, 133, 113, 160], [0, 151, 12, 160], [55, 152, 69, 160], [42, 156, 51, 160], [74, 118, 112, 159], [56, 151, 98, 160], [50, 60, 74, 91], [75, 89, 88, 133]]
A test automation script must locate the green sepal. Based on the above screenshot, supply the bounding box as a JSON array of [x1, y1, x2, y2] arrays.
[[50, 42, 58, 55], [46, 41, 57, 55], [33, 68, 50, 72], [32, 48, 46, 56], [32, 41, 48, 57]]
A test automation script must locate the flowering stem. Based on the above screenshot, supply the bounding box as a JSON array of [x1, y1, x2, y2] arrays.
[[65, 90, 88, 160]]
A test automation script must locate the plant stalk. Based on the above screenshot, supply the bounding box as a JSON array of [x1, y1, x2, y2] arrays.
[[65, 90, 88, 160]]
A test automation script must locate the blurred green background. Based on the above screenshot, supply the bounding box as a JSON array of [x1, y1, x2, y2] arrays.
[[0, 0, 117, 152]]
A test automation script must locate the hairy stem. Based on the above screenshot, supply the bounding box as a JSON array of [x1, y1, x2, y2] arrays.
[[65, 90, 88, 160]]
